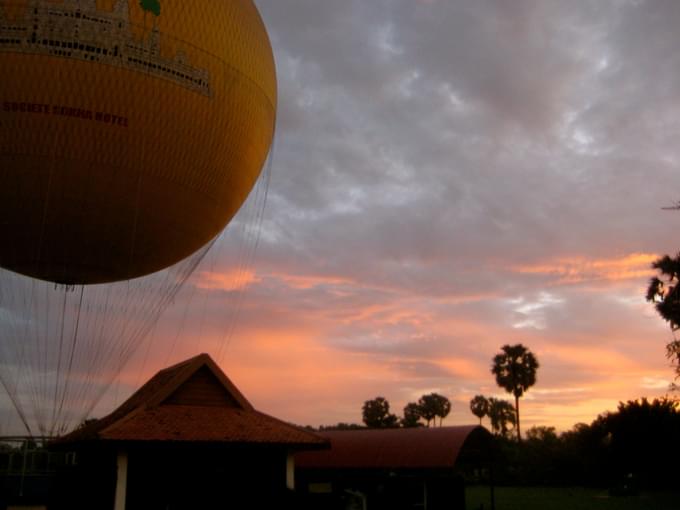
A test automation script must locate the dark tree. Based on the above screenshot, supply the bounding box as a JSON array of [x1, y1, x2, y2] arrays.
[[362, 397, 398, 428], [491, 343, 539, 441], [599, 397, 680, 488], [418, 395, 437, 427], [418, 393, 451, 427], [646, 253, 680, 387], [401, 402, 424, 428], [469, 395, 490, 425], [558, 421, 609, 485], [487, 398, 516, 436], [646, 254, 680, 330], [435, 394, 452, 426], [525, 425, 558, 442]]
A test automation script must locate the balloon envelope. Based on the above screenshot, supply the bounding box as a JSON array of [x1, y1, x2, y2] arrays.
[[0, 0, 276, 435], [0, 0, 277, 284]]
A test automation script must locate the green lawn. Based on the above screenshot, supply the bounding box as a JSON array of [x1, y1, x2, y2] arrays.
[[465, 486, 680, 510]]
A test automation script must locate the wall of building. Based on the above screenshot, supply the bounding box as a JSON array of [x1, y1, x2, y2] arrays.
[[124, 444, 294, 510]]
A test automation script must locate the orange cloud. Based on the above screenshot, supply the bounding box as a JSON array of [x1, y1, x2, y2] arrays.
[[544, 344, 640, 373], [194, 269, 260, 291], [270, 272, 357, 290], [439, 357, 487, 379], [512, 253, 658, 284]]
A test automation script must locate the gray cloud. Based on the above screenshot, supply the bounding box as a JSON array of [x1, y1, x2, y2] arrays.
[[251, 0, 679, 307]]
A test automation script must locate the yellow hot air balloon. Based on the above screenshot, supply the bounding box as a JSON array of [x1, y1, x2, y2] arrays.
[[0, 0, 277, 284], [0, 0, 276, 436]]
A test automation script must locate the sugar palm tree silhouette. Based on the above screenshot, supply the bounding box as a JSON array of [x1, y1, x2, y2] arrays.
[[491, 343, 539, 441]]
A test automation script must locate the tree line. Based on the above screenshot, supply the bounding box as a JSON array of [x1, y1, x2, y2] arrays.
[[490, 397, 680, 490], [359, 392, 452, 429]]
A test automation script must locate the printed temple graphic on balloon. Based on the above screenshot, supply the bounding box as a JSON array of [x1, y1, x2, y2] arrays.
[[0, 0, 210, 96]]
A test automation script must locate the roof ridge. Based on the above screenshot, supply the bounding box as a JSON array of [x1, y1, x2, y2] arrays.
[[150, 354, 254, 410], [155, 352, 210, 375]]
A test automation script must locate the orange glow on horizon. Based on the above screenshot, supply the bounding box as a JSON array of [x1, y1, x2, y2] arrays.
[[94, 249, 673, 433]]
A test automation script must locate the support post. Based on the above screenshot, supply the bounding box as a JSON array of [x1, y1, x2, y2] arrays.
[[114, 450, 128, 510], [286, 452, 295, 490], [19, 439, 29, 497], [489, 462, 495, 510]]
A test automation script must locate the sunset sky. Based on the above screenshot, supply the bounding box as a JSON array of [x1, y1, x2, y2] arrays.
[[11, 0, 680, 434]]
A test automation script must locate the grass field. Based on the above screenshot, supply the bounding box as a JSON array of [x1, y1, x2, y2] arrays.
[[465, 486, 680, 510]]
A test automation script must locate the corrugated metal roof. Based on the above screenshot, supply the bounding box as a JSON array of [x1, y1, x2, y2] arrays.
[[295, 426, 490, 469]]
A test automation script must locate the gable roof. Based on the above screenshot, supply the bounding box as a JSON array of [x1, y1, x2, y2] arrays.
[[56, 353, 327, 449], [295, 426, 492, 470]]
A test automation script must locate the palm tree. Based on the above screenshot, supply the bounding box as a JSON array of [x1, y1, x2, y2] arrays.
[[487, 397, 516, 436], [418, 393, 451, 427], [469, 395, 490, 425], [491, 343, 539, 441], [435, 395, 452, 426]]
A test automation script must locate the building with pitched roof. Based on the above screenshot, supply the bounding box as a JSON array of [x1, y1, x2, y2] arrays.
[[50, 353, 328, 510], [295, 426, 494, 510]]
